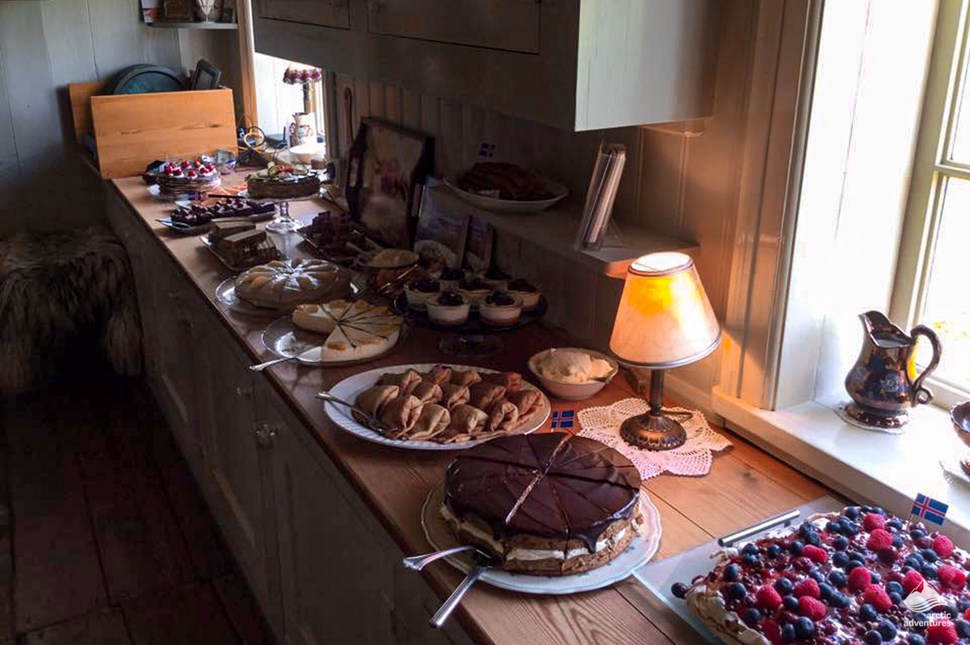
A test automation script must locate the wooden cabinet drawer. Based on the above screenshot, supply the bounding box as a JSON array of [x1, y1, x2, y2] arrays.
[[366, 0, 540, 54], [257, 0, 350, 29]]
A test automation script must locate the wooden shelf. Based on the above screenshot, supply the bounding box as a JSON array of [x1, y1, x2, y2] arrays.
[[429, 187, 697, 279], [147, 21, 237, 30]]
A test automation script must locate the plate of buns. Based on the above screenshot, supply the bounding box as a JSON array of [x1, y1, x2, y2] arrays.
[[324, 364, 551, 450]]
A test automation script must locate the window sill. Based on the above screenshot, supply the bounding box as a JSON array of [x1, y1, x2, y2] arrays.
[[712, 387, 970, 546]]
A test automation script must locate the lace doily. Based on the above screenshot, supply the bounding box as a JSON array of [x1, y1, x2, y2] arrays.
[[578, 398, 731, 480]]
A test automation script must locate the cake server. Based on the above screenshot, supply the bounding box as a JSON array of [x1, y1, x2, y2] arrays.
[[429, 553, 499, 628], [403, 545, 490, 571], [249, 346, 322, 371]]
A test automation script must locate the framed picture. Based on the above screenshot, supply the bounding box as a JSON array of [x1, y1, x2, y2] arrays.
[[161, 0, 193, 21], [414, 183, 470, 272], [345, 118, 434, 249], [190, 59, 222, 91]]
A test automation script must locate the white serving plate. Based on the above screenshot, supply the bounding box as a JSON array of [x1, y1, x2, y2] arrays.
[[215, 278, 284, 317], [444, 175, 568, 214], [421, 484, 662, 594], [323, 363, 551, 451], [261, 315, 404, 367]]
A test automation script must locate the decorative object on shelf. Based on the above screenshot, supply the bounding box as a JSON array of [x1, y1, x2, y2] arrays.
[[190, 59, 222, 90], [345, 118, 434, 249], [950, 400, 970, 478], [105, 64, 184, 94], [609, 252, 720, 451], [578, 399, 731, 479], [577, 142, 626, 251], [462, 216, 493, 273], [414, 183, 469, 273], [842, 310, 942, 430], [282, 65, 323, 147], [194, 0, 217, 21], [162, 0, 193, 21], [140, 0, 161, 23]]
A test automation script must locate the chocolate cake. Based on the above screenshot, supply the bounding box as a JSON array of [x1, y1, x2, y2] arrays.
[[442, 433, 642, 575]]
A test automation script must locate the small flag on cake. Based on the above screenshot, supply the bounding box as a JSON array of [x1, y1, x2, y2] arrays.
[[551, 410, 575, 429], [911, 493, 948, 526]]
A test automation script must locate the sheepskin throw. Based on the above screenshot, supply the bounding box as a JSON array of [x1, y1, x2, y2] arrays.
[[0, 227, 142, 395]]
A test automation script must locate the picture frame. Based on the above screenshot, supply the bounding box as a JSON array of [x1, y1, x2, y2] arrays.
[[161, 0, 193, 22], [345, 118, 434, 249], [190, 59, 222, 91]]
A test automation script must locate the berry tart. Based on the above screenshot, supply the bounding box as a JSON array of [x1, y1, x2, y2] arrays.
[[405, 277, 441, 310], [156, 159, 221, 195], [479, 291, 523, 327], [426, 291, 470, 327], [438, 267, 466, 291], [673, 505, 970, 644], [456, 278, 492, 308], [246, 162, 321, 200], [480, 266, 511, 290], [507, 278, 541, 312]]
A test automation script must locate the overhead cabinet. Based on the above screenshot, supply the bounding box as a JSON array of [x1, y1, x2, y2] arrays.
[[253, 0, 717, 131]]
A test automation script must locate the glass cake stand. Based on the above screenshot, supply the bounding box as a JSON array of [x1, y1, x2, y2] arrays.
[[394, 294, 548, 358], [239, 189, 324, 234]]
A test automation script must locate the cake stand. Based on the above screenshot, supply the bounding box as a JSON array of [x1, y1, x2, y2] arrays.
[[394, 294, 547, 358], [238, 189, 324, 234]]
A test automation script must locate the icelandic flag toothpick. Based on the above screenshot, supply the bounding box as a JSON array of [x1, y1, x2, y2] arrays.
[[551, 410, 575, 429], [911, 493, 948, 526]]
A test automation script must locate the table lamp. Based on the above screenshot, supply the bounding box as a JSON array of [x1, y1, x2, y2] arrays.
[[609, 252, 721, 450]]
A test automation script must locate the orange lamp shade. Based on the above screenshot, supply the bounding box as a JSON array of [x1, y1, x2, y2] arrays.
[[609, 252, 721, 368]]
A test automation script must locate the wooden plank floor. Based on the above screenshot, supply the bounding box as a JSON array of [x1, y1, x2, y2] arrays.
[[0, 368, 274, 644]]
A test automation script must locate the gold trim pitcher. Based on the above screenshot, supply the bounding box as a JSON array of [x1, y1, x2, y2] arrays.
[[844, 311, 942, 429]]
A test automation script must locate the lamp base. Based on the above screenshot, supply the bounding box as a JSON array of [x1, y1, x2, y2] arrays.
[[619, 412, 687, 451]]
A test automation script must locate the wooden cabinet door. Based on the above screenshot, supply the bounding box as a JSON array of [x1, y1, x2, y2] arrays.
[[198, 333, 276, 616], [263, 393, 395, 645], [257, 0, 350, 28], [366, 0, 540, 54]]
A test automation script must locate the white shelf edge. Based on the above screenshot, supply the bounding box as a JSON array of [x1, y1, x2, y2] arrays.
[[430, 187, 697, 279], [146, 21, 238, 30]]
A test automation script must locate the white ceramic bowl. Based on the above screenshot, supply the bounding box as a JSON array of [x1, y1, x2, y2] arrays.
[[527, 348, 619, 401]]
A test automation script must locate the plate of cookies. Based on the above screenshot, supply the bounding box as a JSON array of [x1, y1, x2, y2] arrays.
[[323, 363, 551, 450]]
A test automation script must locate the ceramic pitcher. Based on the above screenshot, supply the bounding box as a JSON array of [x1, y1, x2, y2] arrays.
[[844, 311, 942, 427], [288, 112, 316, 147]]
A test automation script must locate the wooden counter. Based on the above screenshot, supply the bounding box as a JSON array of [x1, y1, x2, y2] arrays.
[[106, 174, 831, 645]]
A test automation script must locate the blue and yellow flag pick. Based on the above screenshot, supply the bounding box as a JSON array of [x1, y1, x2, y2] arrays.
[[911, 493, 948, 526], [551, 410, 575, 430]]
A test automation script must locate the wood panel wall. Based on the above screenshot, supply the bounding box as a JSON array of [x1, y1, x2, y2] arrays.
[[331, 0, 758, 403], [0, 0, 240, 237]]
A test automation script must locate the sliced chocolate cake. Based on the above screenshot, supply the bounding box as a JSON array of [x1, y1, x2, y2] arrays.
[[441, 433, 642, 575]]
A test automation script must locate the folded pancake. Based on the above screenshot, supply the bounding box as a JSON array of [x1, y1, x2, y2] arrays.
[[481, 371, 522, 393], [506, 389, 542, 417], [439, 383, 470, 409], [353, 385, 399, 424], [408, 404, 451, 441], [451, 370, 482, 387], [379, 395, 423, 435], [411, 381, 444, 404], [422, 365, 453, 386], [468, 382, 507, 410], [486, 400, 520, 432], [447, 404, 488, 436], [378, 369, 422, 396]]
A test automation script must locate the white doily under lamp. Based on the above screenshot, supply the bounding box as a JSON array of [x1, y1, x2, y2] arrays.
[[609, 252, 721, 451]]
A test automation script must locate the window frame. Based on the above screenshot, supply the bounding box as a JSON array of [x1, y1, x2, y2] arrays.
[[890, 0, 970, 409]]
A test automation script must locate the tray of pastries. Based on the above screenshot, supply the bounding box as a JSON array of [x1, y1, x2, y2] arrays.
[[323, 364, 552, 450], [296, 211, 383, 265], [419, 432, 663, 593], [157, 198, 276, 235], [672, 504, 970, 645], [445, 162, 567, 213], [261, 299, 404, 366], [200, 219, 284, 272]]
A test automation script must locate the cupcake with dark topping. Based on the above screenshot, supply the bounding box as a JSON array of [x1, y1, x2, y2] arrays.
[[439, 267, 466, 291], [405, 277, 441, 310], [457, 278, 492, 308], [426, 291, 471, 327], [480, 291, 523, 327], [480, 266, 511, 291], [507, 278, 541, 312]]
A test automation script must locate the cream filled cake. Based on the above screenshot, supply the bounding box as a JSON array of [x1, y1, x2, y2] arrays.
[[291, 299, 402, 363], [442, 433, 642, 575]]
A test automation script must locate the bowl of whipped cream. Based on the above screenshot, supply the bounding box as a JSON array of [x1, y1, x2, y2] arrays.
[[527, 347, 619, 401]]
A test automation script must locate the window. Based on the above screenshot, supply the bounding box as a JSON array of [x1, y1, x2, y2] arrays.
[[891, 0, 970, 408], [250, 52, 329, 156]]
